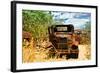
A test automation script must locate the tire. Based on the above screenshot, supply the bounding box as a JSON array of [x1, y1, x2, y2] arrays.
[[66, 54, 70, 59], [49, 53, 56, 58], [48, 48, 56, 58], [59, 54, 63, 58], [70, 45, 79, 59], [70, 53, 78, 59]]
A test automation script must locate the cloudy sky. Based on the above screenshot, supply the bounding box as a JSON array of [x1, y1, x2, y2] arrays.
[[51, 11, 91, 29]]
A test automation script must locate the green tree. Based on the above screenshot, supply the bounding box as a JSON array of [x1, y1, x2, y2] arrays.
[[22, 10, 53, 41], [84, 22, 91, 32], [81, 21, 91, 44]]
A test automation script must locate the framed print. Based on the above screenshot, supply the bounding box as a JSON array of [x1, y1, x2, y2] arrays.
[[11, 1, 98, 72]]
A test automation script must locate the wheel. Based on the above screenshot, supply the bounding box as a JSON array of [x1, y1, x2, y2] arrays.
[[70, 45, 79, 59], [59, 54, 63, 58], [70, 53, 78, 59], [49, 53, 56, 58], [66, 54, 70, 59], [48, 47, 56, 58]]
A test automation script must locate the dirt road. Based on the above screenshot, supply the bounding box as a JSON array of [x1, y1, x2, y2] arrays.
[[78, 45, 91, 60]]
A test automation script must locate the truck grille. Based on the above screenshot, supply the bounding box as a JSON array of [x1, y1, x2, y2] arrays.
[[58, 37, 67, 43]]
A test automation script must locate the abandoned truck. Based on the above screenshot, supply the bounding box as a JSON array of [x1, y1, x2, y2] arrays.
[[48, 25, 81, 59]]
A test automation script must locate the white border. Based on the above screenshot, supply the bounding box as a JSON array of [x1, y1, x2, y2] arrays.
[[16, 4, 96, 70]]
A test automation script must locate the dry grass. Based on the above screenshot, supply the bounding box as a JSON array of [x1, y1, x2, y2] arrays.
[[22, 39, 91, 63]]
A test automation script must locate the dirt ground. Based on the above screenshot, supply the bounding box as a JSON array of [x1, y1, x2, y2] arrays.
[[78, 45, 91, 60]]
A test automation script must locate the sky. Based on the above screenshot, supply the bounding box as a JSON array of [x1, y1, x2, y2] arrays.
[[51, 11, 91, 29]]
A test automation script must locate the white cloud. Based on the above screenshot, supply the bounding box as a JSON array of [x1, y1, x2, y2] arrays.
[[63, 18, 89, 29], [52, 12, 76, 19], [59, 13, 76, 19], [52, 12, 60, 16]]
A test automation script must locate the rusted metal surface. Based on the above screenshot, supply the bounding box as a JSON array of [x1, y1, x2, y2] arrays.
[[22, 31, 32, 42], [48, 25, 80, 58]]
